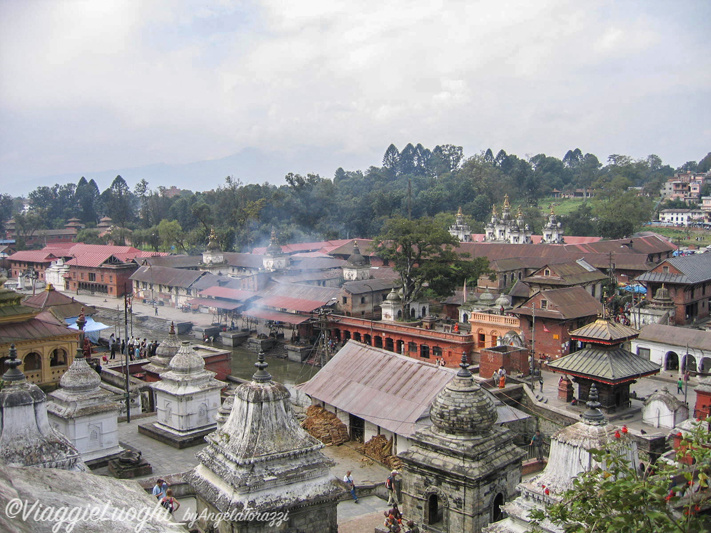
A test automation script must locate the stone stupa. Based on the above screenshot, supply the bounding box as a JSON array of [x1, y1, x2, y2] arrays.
[[186, 351, 340, 532], [0, 344, 86, 471]]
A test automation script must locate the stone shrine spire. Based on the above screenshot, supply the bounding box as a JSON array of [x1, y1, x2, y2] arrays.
[[186, 350, 340, 532], [0, 345, 86, 471]]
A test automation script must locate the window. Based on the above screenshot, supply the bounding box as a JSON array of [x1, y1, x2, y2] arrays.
[[637, 347, 651, 359], [23, 352, 42, 372], [361, 297, 366, 304], [408, 342, 417, 353], [420, 345, 430, 358], [540, 300, 548, 309], [88, 273, 96, 282], [662, 266, 669, 273], [433, 346, 442, 357], [50, 348, 67, 367], [342, 296, 348, 304], [544, 269, 550, 276]]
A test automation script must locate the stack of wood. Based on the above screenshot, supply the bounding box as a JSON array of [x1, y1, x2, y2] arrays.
[[301, 405, 350, 446], [357, 435, 404, 471]]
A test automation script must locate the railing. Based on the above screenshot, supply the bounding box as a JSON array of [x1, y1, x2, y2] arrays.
[[470, 313, 520, 327], [522, 440, 550, 462]]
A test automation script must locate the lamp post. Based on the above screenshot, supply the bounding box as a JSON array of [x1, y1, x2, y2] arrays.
[[124, 281, 131, 423], [529, 302, 537, 391], [363, 283, 376, 345]]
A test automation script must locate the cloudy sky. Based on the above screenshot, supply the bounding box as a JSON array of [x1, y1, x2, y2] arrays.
[[1, 0, 709, 195]]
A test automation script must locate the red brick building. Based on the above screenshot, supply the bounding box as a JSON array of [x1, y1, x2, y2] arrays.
[[636, 253, 711, 325], [515, 287, 602, 362], [328, 315, 475, 367]]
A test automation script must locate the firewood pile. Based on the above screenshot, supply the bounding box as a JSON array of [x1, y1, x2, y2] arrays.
[[301, 406, 350, 446], [356, 435, 404, 471]]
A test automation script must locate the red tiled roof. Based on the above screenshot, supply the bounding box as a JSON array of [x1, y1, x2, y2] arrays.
[[0, 310, 76, 344], [8, 250, 59, 263]]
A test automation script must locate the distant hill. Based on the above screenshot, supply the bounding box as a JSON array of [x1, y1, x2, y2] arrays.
[[8, 146, 374, 196]]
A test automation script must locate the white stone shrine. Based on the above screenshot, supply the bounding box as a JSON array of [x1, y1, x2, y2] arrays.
[[140, 341, 224, 448], [47, 344, 122, 463], [0, 344, 86, 471]]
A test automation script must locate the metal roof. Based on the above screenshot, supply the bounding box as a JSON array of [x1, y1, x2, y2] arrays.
[[242, 308, 310, 325], [130, 265, 207, 288], [0, 310, 77, 344], [547, 346, 661, 384], [222, 252, 265, 269], [186, 297, 242, 311], [198, 286, 257, 301], [637, 253, 711, 285], [525, 261, 607, 286], [297, 341, 458, 436], [342, 279, 398, 295], [8, 250, 59, 263], [139, 255, 201, 269], [258, 295, 327, 313], [636, 324, 711, 351], [570, 318, 639, 344]]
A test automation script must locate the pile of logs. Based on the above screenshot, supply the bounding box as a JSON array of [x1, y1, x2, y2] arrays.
[[357, 434, 404, 471], [301, 406, 350, 446]]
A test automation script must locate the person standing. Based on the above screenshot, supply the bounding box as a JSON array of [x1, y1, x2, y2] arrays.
[[386, 470, 399, 505], [161, 489, 180, 515], [530, 430, 544, 461], [120, 337, 125, 355], [677, 377, 684, 395], [152, 479, 168, 500], [343, 470, 358, 503], [110, 337, 117, 360]]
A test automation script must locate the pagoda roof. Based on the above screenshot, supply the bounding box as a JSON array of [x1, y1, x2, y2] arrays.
[[570, 318, 639, 344], [548, 346, 660, 384]]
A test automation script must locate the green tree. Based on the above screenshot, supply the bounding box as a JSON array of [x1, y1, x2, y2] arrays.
[[374, 216, 490, 312], [532, 419, 711, 532], [157, 219, 185, 252], [101, 175, 134, 230], [0, 194, 15, 233], [74, 228, 105, 244]]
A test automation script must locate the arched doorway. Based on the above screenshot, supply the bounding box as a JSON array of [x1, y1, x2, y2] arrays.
[[50, 348, 67, 367], [492, 492, 505, 522], [700, 357, 711, 374], [462, 313, 469, 323], [23, 352, 42, 372], [682, 354, 697, 373], [353, 332, 361, 342], [344, 330, 351, 341], [426, 493, 444, 525], [385, 338, 394, 352], [363, 334, 372, 345], [374, 336, 383, 348], [665, 351, 679, 371], [396, 340, 405, 354]]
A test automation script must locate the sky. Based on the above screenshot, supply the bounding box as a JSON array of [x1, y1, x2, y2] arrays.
[[1, 0, 710, 196]]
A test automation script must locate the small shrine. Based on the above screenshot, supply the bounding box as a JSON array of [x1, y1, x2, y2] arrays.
[[142, 322, 181, 381], [399, 355, 525, 531], [139, 341, 224, 448], [342, 240, 371, 281], [485, 385, 638, 532], [262, 227, 289, 271], [449, 207, 473, 243], [186, 351, 340, 532], [548, 318, 661, 412], [0, 344, 85, 471], [540, 208, 564, 244], [202, 227, 225, 266], [642, 386, 688, 428], [484, 195, 533, 244], [47, 311, 121, 463]]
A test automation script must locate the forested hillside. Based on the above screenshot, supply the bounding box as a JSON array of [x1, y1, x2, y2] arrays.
[[2, 145, 710, 251]]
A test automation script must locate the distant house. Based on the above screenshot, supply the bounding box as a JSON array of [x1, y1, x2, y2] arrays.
[[523, 259, 606, 299], [631, 323, 711, 375], [636, 253, 711, 325], [659, 208, 704, 226]]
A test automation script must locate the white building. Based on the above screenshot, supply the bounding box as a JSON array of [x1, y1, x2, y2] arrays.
[[631, 323, 711, 374], [658, 208, 705, 226]]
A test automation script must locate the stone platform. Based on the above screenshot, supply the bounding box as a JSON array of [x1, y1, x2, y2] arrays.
[[138, 421, 214, 449]]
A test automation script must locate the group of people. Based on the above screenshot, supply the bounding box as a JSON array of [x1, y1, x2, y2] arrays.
[[343, 469, 418, 533], [108, 334, 160, 361], [152, 478, 181, 516], [492, 366, 507, 388]]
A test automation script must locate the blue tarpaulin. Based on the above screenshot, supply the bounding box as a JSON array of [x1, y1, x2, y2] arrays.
[[623, 284, 647, 294]]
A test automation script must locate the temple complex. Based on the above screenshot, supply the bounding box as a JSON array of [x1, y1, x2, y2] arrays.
[[484, 195, 533, 244]]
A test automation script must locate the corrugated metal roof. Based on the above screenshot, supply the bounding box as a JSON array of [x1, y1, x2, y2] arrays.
[[525, 261, 606, 286], [548, 346, 660, 383], [198, 286, 257, 301], [8, 250, 59, 263], [261, 282, 341, 302], [290, 257, 345, 270], [222, 252, 264, 269], [298, 341, 458, 436], [186, 297, 242, 311], [637, 324, 711, 351], [130, 265, 207, 288], [258, 295, 327, 312], [570, 318, 639, 343], [637, 253, 711, 285], [342, 279, 398, 295], [0, 311, 77, 344], [139, 255, 202, 269], [242, 308, 310, 325]]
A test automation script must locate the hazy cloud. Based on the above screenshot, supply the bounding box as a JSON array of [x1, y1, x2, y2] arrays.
[[1, 0, 709, 194]]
